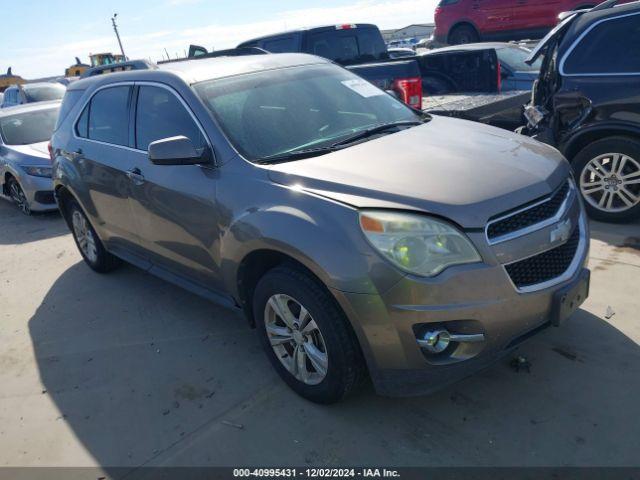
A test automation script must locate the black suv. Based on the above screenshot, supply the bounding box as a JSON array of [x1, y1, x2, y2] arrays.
[[523, 0, 640, 222]]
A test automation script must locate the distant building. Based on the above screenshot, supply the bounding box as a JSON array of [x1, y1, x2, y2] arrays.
[[381, 24, 435, 43]]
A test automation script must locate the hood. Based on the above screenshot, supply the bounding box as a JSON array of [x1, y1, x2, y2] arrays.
[[4, 141, 51, 165], [267, 116, 569, 229]]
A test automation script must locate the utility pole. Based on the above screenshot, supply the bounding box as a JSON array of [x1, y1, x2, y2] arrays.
[[111, 13, 127, 60]]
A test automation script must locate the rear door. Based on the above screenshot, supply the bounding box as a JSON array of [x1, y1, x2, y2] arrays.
[[471, 0, 514, 37], [512, 0, 561, 34], [127, 83, 223, 290], [73, 84, 145, 253]]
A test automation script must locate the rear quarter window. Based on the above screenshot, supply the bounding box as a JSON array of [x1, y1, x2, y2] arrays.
[[55, 89, 85, 131], [563, 13, 640, 75]]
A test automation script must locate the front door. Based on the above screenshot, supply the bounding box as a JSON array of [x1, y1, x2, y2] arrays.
[[127, 84, 224, 291]]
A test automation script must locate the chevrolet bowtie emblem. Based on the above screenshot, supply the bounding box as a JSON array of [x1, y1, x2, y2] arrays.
[[550, 219, 572, 244]]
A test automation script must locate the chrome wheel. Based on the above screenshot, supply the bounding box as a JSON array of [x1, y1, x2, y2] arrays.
[[264, 294, 328, 385], [579, 153, 640, 213], [72, 210, 98, 263], [9, 179, 30, 215]]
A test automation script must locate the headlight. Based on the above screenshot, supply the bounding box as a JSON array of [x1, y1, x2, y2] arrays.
[[21, 165, 52, 178], [359, 210, 482, 277]]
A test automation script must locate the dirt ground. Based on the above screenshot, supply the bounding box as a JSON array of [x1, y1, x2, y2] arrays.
[[0, 198, 638, 471]]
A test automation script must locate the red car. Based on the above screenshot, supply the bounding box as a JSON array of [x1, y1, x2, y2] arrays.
[[434, 0, 598, 45]]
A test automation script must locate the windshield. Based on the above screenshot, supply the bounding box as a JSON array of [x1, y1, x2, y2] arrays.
[[24, 84, 65, 103], [498, 47, 542, 72], [194, 64, 419, 162], [0, 108, 59, 145]]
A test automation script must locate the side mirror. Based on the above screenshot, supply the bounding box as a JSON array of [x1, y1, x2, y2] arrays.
[[148, 136, 210, 166]]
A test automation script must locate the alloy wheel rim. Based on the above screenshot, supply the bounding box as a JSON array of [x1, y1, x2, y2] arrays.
[[264, 294, 328, 385], [579, 152, 640, 213], [9, 181, 29, 214], [72, 210, 98, 263]]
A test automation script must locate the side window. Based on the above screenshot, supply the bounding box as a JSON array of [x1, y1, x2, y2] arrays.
[[263, 37, 297, 53], [6, 89, 17, 105], [135, 85, 205, 151], [87, 86, 131, 146], [564, 14, 640, 75]]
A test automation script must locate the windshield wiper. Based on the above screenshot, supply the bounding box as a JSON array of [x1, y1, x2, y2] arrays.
[[255, 146, 339, 164], [255, 118, 429, 164], [330, 120, 424, 148]]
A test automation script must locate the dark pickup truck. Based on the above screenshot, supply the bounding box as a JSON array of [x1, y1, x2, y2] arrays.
[[233, 24, 423, 109]]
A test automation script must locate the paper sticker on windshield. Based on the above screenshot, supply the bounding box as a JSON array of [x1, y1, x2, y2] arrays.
[[341, 79, 384, 98]]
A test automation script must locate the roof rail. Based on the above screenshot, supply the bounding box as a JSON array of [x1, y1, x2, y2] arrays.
[[591, 0, 623, 11], [157, 47, 269, 65], [80, 60, 157, 79]]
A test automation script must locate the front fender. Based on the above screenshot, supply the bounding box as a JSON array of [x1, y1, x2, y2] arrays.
[[218, 187, 405, 300]]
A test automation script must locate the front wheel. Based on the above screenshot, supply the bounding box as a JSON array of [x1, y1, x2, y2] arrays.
[[7, 177, 30, 215], [253, 266, 365, 404], [573, 137, 640, 222]]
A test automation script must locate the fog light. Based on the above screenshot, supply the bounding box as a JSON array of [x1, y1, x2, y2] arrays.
[[419, 329, 451, 353], [417, 329, 485, 354]]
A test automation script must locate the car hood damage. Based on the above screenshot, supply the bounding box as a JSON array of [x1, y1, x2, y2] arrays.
[[267, 116, 569, 229]]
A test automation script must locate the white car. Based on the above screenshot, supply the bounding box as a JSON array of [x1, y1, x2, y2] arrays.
[[0, 101, 60, 214]]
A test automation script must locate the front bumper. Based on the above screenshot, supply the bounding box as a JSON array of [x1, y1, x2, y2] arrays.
[[332, 190, 590, 397], [16, 173, 57, 212]]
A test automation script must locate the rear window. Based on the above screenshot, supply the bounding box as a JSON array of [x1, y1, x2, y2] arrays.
[[563, 13, 640, 75], [0, 108, 59, 145], [307, 27, 387, 65], [24, 84, 66, 103]]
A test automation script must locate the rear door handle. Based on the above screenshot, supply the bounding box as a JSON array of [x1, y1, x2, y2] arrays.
[[126, 167, 145, 185]]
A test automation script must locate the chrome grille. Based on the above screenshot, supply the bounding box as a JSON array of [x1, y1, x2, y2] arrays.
[[487, 180, 571, 243]]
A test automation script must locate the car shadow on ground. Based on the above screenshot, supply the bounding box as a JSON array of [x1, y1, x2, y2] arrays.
[[589, 217, 640, 250], [28, 260, 640, 470], [0, 200, 68, 245]]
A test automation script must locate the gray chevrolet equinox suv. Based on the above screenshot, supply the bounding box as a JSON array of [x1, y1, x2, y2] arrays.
[[51, 53, 590, 403]]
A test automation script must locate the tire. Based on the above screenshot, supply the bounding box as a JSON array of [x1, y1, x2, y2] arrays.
[[66, 199, 121, 272], [448, 25, 479, 45], [7, 176, 30, 215], [253, 266, 365, 404], [572, 136, 640, 223]]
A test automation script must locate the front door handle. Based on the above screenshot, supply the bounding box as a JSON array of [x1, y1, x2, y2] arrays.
[[126, 167, 145, 185]]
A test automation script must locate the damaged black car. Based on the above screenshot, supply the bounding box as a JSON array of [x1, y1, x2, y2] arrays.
[[522, 0, 640, 222]]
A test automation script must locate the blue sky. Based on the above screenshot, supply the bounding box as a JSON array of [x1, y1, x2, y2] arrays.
[[0, 0, 438, 79]]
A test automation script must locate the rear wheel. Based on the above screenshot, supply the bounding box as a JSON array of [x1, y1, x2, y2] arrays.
[[7, 177, 30, 215], [67, 200, 121, 272], [253, 266, 365, 404], [573, 137, 640, 222], [448, 25, 479, 45]]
